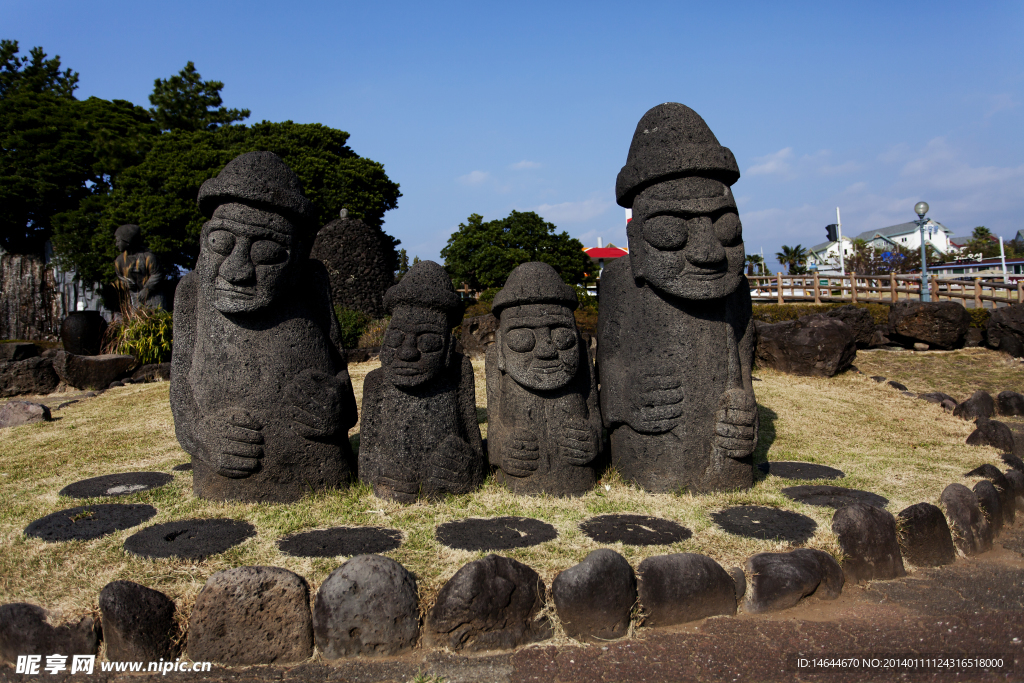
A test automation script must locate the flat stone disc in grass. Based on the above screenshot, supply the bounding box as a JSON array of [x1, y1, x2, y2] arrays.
[[124, 519, 256, 560], [24, 504, 157, 542], [59, 472, 173, 498], [711, 506, 818, 544], [579, 514, 692, 546], [782, 485, 888, 509], [171, 463, 192, 472], [277, 526, 403, 558], [436, 516, 557, 551], [757, 461, 845, 480]]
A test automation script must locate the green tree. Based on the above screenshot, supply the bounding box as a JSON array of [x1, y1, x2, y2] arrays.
[[774, 244, 807, 275], [148, 61, 250, 132], [0, 39, 78, 98], [745, 253, 764, 276], [441, 210, 593, 290], [964, 226, 1001, 259]]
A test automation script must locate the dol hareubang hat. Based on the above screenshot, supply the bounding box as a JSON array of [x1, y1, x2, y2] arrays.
[[197, 151, 315, 229], [491, 262, 578, 317], [383, 260, 463, 327], [615, 103, 740, 208]]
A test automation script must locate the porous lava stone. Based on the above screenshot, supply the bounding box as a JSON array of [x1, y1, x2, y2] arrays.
[[757, 461, 844, 480], [579, 514, 692, 546], [782, 485, 888, 509], [711, 506, 817, 544], [24, 504, 156, 542], [172, 463, 192, 472], [277, 527, 402, 558], [59, 472, 173, 498], [124, 519, 256, 560], [435, 517, 556, 551]]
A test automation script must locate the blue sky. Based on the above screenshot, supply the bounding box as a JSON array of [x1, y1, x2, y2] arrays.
[[6, 1, 1023, 274]]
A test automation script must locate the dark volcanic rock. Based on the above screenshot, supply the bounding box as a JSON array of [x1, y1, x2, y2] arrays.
[[0, 400, 51, 428], [24, 504, 156, 542], [460, 314, 498, 360], [314, 555, 419, 658], [278, 526, 402, 558], [598, 103, 756, 495], [918, 391, 957, 406], [1004, 469, 1024, 512], [0, 342, 38, 361], [0, 603, 99, 663], [124, 518, 255, 560], [1003, 453, 1024, 472], [757, 461, 844, 480], [172, 152, 358, 503], [964, 327, 986, 347], [940, 483, 992, 555], [188, 566, 313, 665], [743, 549, 844, 613], [487, 262, 601, 497], [965, 464, 1015, 526], [0, 357, 59, 397], [954, 390, 996, 421], [820, 305, 874, 347], [782, 485, 888, 509], [636, 553, 736, 627], [309, 213, 399, 320], [755, 317, 856, 378], [896, 502, 956, 567], [870, 375, 886, 383], [711, 505, 817, 544], [358, 261, 485, 503], [172, 462, 192, 471], [52, 351, 134, 390], [99, 581, 178, 661], [436, 516, 557, 551], [966, 418, 1015, 452], [132, 363, 171, 383], [729, 566, 746, 600], [887, 380, 908, 391], [579, 514, 691, 546], [552, 549, 637, 642], [888, 300, 971, 349], [59, 472, 173, 498], [426, 554, 551, 652], [973, 480, 1003, 539], [832, 503, 905, 583], [986, 303, 1024, 357], [996, 390, 1024, 416]]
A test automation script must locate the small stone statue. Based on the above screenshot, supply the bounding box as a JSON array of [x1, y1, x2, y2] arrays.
[[113, 224, 166, 309], [597, 103, 757, 493], [358, 260, 485, 503], [171, 151, 359, 503], [486, 262, 601, 496]]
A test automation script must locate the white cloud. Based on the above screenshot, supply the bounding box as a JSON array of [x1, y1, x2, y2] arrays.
[[457, 170, 490, 185], [819, 160, 862, 176], [532, 197, 614, 224], [510, 160, 542, 170], [746, 147, 794, 176]]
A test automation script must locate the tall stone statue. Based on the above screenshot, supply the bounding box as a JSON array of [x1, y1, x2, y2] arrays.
[[486, 262, 601, 496], [358, 260, 485, 503], [171, 151, 359, 503], [597, 103, 757, 494], [114, 224, 167, 309]]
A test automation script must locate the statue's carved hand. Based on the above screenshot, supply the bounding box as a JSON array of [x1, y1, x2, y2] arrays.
[[425, 435, 475, 495], [631, 370, 685, 434], [198, 408, 264, 478], [712, 388, 757, 460], [377, 459, 419, 497], [503, 429, 540, 477], [285, 369, 342, 439], [556, 420, 595, 466]]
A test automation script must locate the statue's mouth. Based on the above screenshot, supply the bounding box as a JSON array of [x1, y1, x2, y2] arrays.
[[683, 269, 726, 281], [390, 364, 423, 375], [531, 361, 564, 374], [216, 285, 255, 299]]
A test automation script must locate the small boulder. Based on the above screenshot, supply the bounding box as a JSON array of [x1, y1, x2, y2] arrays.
[[754, 317, 856, 377], [887, 380, 908, 391], [918, 391, 957, 406], [426, 554, 551, 652], [964, 328, 986, 347], [895, 503, 955, 567], [1002, 453, 1024, 472], [0, 343, 39, 361], [0, 401, 51, 428], [459, 314, 498, 360], [728, 566, 746, 601], [940, 483, 991, 555], [913, 342, 930, 352], [973, 480, 1003, 539], [869, 326, 890, 347], [0, 603, 99, 663], [831, 503, 906, 583], [954, 391, 996, 421], [870, 375, 886, 383], [0, 357, 59, 397], [313, 555, 419, 658], [743, 549, 844, 614], [1003, 469, 1024, 512], [986, 304, 1024, 357], [636, 553, 736, 627], [997, 391, 1024, 417], [99, 581, 177, 661], [966, 419, 1015, 452], [965, 464, 1015, 526], [132, 363, 171, 383], [552, 549, 636, 642], [888, 301, 971, 350], [188, 566, 313, 665], [52, 351, 135, 391], [821, 305, 875, 347]]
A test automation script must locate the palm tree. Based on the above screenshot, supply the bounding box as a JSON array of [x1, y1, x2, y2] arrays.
[[745, 254, 765, 276], [774, 244, 807, 275]]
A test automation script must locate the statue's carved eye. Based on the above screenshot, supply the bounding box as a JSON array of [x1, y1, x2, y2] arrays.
[[551, 327, 576, 350], [250, 240, 288, 265], [417, 333, 443, 353], [714, 212, 742, 247], [207, 230, 236, 256], [505, 328, 535, 353], [384, 329, 404, 348], [643, 215, 688, 250]]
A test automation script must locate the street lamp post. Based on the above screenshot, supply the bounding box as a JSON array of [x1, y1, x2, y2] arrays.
[[915, 201, 930, 302]]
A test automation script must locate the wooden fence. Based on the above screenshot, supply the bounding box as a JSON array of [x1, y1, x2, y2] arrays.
[[749, 272, 1024, 308]]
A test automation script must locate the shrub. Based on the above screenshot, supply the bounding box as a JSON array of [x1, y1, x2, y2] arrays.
[[358, 317, 390, 348], [334, 306, 373, 349], [752, 302, 890, 326], [968, 308, 990, 329], [103, 307, 173, 365]]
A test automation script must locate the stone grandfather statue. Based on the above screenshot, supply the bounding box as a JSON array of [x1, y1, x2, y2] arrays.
[[114, 224, 166, 309], [486, 262, 602, 497], [597, 103, 757, 493], [358, 260, 485, 503], [171, 151, 359, 503]]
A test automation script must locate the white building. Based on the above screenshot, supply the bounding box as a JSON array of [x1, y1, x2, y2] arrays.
[[807, 219, 953, 271]]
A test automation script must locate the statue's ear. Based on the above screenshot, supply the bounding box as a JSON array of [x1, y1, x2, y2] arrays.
[[495, 329, 506, 373], [444, 329, 456, 368], [627, 215, 647, 283]]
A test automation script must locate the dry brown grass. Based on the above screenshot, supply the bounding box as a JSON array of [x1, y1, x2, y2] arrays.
[[0, 353, 1010, 638], [854, 347, 1024, 399]]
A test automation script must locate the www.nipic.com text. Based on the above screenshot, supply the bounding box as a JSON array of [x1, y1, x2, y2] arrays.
[[15, 655, 212, 675]]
